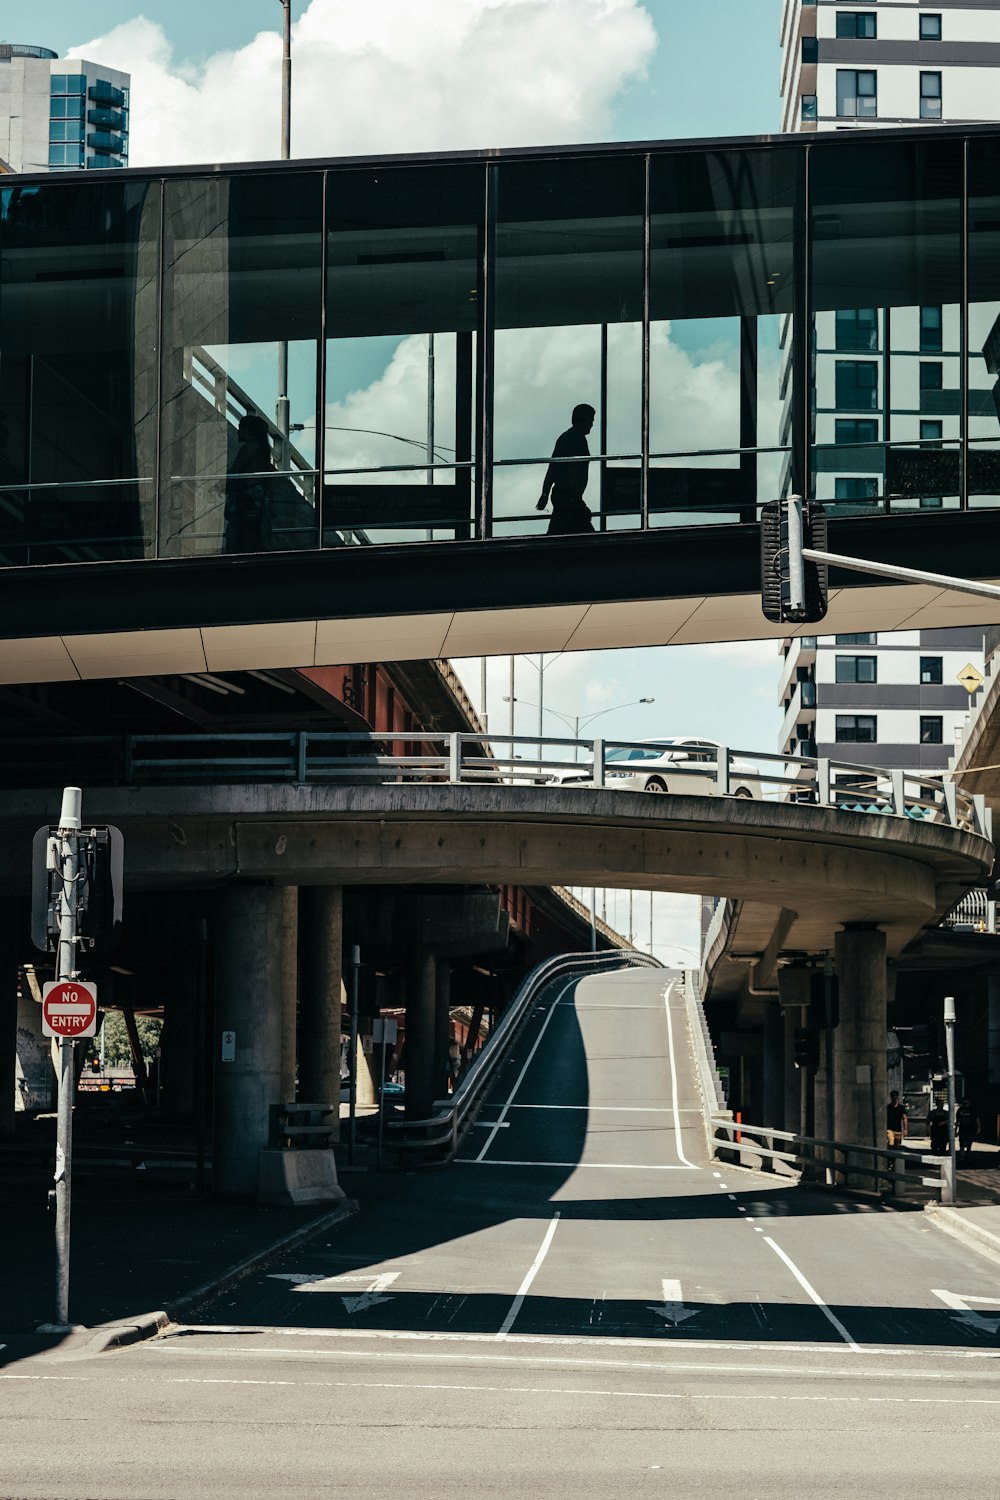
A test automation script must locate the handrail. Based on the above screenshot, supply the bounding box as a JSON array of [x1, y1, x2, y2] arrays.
[[387, 948, 662, 1161], [0, 728, 988, 835], [709, 1114, 951, 1200]]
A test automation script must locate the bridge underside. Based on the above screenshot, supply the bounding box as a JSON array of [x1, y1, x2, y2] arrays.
[[3, 512, 1000, 684]]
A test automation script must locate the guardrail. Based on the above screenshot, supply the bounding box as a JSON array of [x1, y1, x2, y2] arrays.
[[710, 1115, 951, 1200], [386, 948, 663, 1162], [683, 971, 728, 1155], [0, 729, 988, 835]]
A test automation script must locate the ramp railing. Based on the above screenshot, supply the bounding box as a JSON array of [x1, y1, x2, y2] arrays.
[[709, 1115, 951, 1200]]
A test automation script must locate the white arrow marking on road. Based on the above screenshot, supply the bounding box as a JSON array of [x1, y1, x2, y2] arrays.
[[648, 1278, 699, 1327], [341, 1272, 400, 1315], [932, 1289, 1000, 1336], [267, 1273, 328, 1285]]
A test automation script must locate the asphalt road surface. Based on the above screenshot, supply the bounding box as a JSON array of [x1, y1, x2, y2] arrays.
[[5, 969, 1000, 1498]]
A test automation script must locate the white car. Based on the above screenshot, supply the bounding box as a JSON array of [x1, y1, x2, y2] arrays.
[[549, 737, 760, 798]]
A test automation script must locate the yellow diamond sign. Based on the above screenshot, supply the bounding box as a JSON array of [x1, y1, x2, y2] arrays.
[[957, 662, 984, 695]]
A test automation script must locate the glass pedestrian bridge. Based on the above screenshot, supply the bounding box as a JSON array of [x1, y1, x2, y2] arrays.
[[3, 125, 1000, 669]]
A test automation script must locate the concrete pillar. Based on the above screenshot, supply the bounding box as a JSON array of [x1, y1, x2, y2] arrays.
[[214, 886, 284, 1198], [298, 887, 343, 1124], [279, 887, 298, 1103], [761, 1004, 784, 1130], [987, 976, 1000, 1091], [833, 925, 887, 1152], [778, 966, 810, 1138], [433, 959, 452, 1101], [0, 920, 16, 1139], [15, 984, 53, 1115], [405, 947, 436, 1122]]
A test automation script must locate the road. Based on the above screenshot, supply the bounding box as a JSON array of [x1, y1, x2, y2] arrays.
[[4, 969, 1000, 1498]]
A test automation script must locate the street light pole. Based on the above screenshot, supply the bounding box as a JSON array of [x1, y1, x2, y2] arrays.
[[943, 995, 958, 1205], [276, 1, 292, 472]]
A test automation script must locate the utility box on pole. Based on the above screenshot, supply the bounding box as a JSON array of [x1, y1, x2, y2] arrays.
[[760, 496, 829, 625], [31, 823, 123, 955]]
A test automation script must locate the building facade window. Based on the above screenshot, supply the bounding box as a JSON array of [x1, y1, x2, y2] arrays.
[[835, 714, 877, 742], [835, 418, 879, 445], [920, 656, 943, 684], [835, 633, 877, 645], [920, 419, 943, 447], [920, 715, 944, 743], [835, 308, 878, 352], [801, 94, 818, 123], [835, 654, 877, 683], [919, 361, 943, 391], [920, 304, 943, 352], [837, 70, 877, 119], [920, 72, 942, 120], [835, 360, 878, 409], [834, 477, 879, 502], [920, 14, 942, 42], [837, 13, 877, 39], [802, 36, 819, 64]]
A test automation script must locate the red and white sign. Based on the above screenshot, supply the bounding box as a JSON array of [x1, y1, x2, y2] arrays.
[[42, 980, 98, 1039]]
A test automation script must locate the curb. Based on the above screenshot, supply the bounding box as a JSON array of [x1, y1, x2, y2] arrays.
[[82, 1199, 358, 1353], [924, 1203, 1000, 1265]]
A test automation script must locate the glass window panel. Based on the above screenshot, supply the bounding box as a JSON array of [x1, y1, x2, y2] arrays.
[[920, 656, 943, 684], [325, 163, 482, 545], [649, 146, 799, 529], [812, 136, 961, 516], [920, 15, 942, 41], [920, 72, 942, 119], [0, 177, 159, 565], [966, 139, 1000, 511], [920, 716, 943, 743], [493, 155, 642, 539], [160, 172, 322, 558]]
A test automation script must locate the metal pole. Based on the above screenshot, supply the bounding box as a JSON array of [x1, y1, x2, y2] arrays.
[[944, 995, 958, 1205], [649, 891, 654, 955], [348, 945, 360, 1165], [275, 1, 292, 473], [54, 786, 81, 1328], [802, 545, 1000, 603], [537, 654, 544, 773], [508, 656, 515, 783], [194, 917, 208, 1198], [628, 890, 633, 945], [786, 494, 805, 615], [480, 657, 488, 733], [376, 1030, 386, 1172], [590, 888, 597, 953], [824, 955, 835, 1146]]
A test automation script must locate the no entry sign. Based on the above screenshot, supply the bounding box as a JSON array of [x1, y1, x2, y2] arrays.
[[42, 980, 98, 1040]]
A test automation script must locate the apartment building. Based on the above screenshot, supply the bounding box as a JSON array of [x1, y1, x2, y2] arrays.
[[0, 42, 129, 173], [780, 0, 1000, 133]]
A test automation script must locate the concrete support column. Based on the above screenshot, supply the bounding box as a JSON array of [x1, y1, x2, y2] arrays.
[[778, 967, 810, 1138], [15, 985, 53, 1115], [405, 947, 436, 1122], [214, 886, 284, 1198], [988, 976, 1000, 1092], [279, 887, 298, 1103], [761, 1004, 784, 1130], [433, 959, 452, 1102], [833, 925, 887, 1152], [298, 887, 343, 1124]]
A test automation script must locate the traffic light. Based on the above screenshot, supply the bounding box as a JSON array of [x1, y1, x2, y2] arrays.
[[90, 1056, 101, 1074], [809, 969, 839, 1029], [794, 1026, 820, 1070], [761, 495, 829, 624]]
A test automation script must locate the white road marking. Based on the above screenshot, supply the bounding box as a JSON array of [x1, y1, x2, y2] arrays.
[[932, 1289, 1000, 1336], [496, 1214, 561, 1339], [457, 1159, 689, 1170], [648, 1277, 699, 1327], [340, 1273, 400, 1314], [472, 1121, 510, 1129], [475, 978, 574, 1161], [764, 1237, 859, 1350], [267, 1273, 327, 1286], [662, 980, 698, 1169], [154, 1326, 1000, 1361]]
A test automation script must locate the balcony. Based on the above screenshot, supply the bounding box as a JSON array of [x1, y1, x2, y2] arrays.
[[87, 131, 126, 156], [779, 679, 817, 750], [87, 107, 125, 131], [88, 82, 126, 108]]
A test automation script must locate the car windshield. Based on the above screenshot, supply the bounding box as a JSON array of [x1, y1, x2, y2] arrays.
[[606, 747, 664, 763]]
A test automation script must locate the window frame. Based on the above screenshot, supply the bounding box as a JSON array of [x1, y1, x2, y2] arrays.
[[919, 13, 942, 42], [920, 71, 942, 120], [919, 715, 944, 744], [919, 656, 943, 684], [836, 12, 877, 40], [835, 714, 878, 743], [835, 654, 878, 684]]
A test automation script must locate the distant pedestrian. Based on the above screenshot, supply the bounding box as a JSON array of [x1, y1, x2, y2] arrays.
[[536, 403, 596, 535], [886, 1090, 907, 1149], [927, 1098, 950, 1155], [956, 1097, 979, 1155]]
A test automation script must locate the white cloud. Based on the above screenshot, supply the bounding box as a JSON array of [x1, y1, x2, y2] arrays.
[[70, 0, 657, 168]]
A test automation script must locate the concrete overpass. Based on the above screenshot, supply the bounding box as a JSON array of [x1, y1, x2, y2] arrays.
[[1, 778, 992, 1192]]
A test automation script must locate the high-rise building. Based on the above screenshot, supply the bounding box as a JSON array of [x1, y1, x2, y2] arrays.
[[776, 1, 998, 771], [780, 0, 1000, 133], [0, 42, 129, 173]]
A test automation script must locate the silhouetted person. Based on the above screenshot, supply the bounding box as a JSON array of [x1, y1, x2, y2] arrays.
[[225, 412, 274, 554], [927, 1098, 949, 1155], [956, 1096, 979, 1155], [886, 1089, 907, 1149], [536, 403, 596, 536]]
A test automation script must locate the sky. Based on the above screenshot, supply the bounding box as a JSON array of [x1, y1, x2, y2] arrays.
[[21, 0, 784, 960]]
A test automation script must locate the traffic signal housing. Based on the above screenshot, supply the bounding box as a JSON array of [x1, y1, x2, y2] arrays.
[[761, 495, 829, 625], [794, 1026, 821, 1070]]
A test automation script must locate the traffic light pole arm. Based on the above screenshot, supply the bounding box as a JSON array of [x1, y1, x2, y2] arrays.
[[801, 547, 1000, 604]]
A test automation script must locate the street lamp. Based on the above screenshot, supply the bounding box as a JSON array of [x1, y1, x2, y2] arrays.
[[501, 695, 655, 762]]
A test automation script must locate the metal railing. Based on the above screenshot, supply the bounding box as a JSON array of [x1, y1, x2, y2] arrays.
[[387, 948, 663, 1161], [710, 1115, 951, 1200], [1, 729, 989, 835]]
